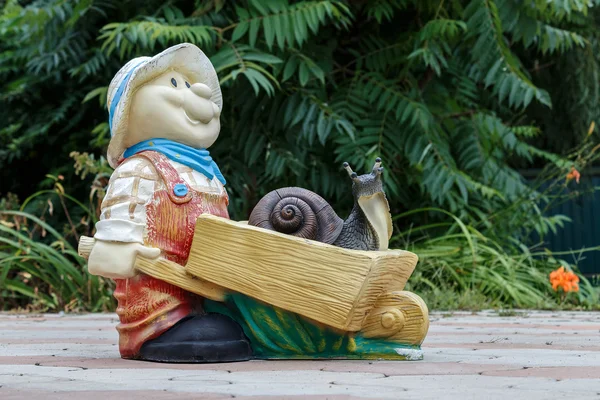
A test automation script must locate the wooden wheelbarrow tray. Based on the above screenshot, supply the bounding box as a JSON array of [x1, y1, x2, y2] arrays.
[[79, 214, 429, 345]]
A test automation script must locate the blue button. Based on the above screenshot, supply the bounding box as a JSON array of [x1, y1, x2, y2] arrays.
[[173, 183, 188, 197]]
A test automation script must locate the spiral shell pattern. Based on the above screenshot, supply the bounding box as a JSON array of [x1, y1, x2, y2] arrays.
[[248, 187, 344, 244]]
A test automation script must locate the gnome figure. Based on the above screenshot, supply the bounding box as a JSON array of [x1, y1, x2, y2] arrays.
[[87, 43, 252, 362]]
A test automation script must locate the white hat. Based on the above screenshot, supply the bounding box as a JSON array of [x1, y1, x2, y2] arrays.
[[106, 43, 222, 168]]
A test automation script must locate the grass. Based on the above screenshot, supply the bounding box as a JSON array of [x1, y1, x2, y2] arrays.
[[398, 208, 600, 311], [0, 184, 114, 312]]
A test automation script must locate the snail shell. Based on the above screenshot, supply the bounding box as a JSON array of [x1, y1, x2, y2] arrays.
[[248, 187, 344, 244]]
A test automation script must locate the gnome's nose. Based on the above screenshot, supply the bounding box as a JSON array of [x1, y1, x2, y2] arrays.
[[190, 83, 212, 100], [184, 83, 218, 124]]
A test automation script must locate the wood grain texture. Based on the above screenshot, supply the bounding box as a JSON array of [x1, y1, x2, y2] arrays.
[[134, 256, 227, 302], [186, 215, 419, 331], [361, 290, 429, 345]]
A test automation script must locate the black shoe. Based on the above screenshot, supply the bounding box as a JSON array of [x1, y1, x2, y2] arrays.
[[137, 313, 252, 363]]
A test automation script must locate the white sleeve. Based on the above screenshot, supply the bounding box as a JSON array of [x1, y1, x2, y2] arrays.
[[94, 157, 159, 244]]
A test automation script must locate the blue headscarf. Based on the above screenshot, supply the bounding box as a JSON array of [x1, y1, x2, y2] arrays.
[[123, 138, 226, 185]]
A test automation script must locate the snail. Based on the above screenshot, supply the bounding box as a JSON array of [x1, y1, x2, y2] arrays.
[[248, 158, 393, 251]]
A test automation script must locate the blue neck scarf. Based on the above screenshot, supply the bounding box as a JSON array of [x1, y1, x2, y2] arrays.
[[123, 138, 226, 185]]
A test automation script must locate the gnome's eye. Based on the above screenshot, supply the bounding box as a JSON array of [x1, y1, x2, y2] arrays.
[[171, 78, 177, 87], [185, 81, 191, 88]]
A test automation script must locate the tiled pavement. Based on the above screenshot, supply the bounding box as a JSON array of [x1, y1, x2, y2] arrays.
[[0, 310, 599, 399]]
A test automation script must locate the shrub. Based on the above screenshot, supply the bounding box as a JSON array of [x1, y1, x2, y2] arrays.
[[1, 0, 599, 310]]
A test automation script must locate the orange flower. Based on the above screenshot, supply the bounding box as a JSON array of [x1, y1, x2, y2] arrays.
[[566, 167, 581, 184], [549, 266, 580, 292]]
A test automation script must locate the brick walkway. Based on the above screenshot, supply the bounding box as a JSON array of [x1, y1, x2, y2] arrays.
[[1, 310, 599, 399]]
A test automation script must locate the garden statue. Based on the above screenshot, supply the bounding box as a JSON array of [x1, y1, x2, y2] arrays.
[[79, 43, 429, 363], [83, 43, 251, 362]]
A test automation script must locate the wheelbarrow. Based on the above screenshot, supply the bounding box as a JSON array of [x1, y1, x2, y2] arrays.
[[79, 214, 429, 359]]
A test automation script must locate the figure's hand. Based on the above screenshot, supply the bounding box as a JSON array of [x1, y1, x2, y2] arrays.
[[87, 240, 161, 279]]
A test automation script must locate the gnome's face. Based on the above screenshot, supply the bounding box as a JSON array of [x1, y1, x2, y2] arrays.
[[125, 70, 221, 149]]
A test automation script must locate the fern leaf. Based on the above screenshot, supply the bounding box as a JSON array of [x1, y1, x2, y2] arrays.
[[99, 20, 215, 59], [466, 0, 551, 109], [234, 1, 352, 50]]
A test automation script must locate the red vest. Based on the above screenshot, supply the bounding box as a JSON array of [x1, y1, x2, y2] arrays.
[[112, 151, 229, 358]]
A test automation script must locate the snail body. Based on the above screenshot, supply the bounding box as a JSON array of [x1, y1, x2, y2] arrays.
[[248, 159, 393, 251]]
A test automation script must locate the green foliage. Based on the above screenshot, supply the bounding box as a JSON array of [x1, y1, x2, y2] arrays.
[[401, 208, 599, 310], [0, 190, 113, 311], [2, 0, 600, 310]]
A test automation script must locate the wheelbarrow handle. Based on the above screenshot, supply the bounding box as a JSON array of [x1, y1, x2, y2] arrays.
[[77, 236, 227, 302]]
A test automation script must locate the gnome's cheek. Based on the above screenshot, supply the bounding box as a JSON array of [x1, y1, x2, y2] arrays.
[[162, 88, 184, 108], [133, 89, 182, 121]]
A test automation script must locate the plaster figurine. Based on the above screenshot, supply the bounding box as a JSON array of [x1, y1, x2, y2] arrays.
[[87, 43, 252, 362], [82, 43, 429, 363]]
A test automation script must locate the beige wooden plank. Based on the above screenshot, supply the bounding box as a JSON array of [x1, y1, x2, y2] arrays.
[[186, 215, 419, 331], [135, 257, 227, 302]]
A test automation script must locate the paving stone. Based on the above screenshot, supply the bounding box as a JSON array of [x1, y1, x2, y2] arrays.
[[0, 311, 598, 399]]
